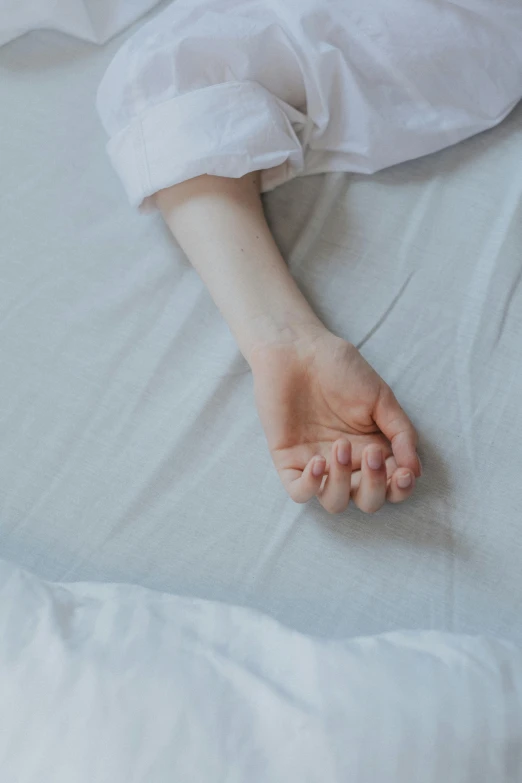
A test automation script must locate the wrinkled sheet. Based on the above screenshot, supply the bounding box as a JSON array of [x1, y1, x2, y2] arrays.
[[1, 21, 522, 642], [1, 558, 522, 783], [0, 0, 163, 46]]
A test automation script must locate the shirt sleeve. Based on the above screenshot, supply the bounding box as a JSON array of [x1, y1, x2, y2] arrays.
[[96, 0, 308, 207], [96, 0, 522, 209]]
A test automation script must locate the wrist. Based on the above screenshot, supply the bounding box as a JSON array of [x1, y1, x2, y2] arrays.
[[245, 313, 328, 370]]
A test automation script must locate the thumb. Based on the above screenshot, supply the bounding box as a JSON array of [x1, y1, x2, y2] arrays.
[[373, 385, 421, 477]]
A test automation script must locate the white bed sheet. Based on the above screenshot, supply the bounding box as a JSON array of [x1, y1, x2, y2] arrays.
[[1, 21, 522, 642]]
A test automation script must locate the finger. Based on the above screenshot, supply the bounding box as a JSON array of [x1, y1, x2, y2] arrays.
[[351, 454, 394, 493], [349, 436, 393, 471], [318, 439, 352, 514], [282, 456, 326, 504], [385, 455, 398, 482], [351, 458, 410, 500], [350, 469, 361, 493], [352, 445, 387, 514], [386, 468, 416, 504], [374, 385, 421, 477]]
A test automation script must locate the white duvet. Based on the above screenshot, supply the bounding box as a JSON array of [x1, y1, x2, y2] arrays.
[[0, 0, 161, 46], [1, 558, 522, 782]]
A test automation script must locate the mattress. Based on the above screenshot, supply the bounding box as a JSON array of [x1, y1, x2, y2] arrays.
[[1, 21, 522, 642]]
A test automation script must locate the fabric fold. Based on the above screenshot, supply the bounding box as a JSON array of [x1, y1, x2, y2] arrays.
[[0, 0, 162, 47], [103, 80, 306, 207], [96, 0, 522, 208]]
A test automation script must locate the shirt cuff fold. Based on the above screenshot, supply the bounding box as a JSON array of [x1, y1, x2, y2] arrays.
[[105, 80, 305, 208]]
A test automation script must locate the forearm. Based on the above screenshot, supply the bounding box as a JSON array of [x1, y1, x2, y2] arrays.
[[155, 174, 323, 365]]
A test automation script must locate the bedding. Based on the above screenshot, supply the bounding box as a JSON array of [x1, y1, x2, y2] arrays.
[[0, 8, 522, 644], [0, 0, 163, 46], [1, 558, 522, 783], [97, 0, 522, 207]]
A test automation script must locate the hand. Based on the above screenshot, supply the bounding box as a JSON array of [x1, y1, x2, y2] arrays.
[[157, 174, 420, 514], [251, 326, 421, 514]]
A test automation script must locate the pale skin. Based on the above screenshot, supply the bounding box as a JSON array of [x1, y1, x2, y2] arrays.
[[156, 172, 421, 514]]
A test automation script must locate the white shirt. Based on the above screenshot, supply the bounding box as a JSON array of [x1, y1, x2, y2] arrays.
[[95, 0, 522, 207]]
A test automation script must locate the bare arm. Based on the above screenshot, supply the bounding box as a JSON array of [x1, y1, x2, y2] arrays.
[[156, 173, 323, 364], [156, 173, 420, 514]]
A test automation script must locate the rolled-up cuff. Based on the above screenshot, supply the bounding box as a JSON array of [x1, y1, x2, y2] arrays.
[[105, 80, 305, 208]]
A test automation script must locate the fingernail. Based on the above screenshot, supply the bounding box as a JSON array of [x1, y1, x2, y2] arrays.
[[337, 441, 351, 466], [397, 472, 412, 489], [312, 457, 326, 477], [367, 449, 383, 471]]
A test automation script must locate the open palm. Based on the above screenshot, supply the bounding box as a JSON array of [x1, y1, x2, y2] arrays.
[[252, 328, 421, 514]]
